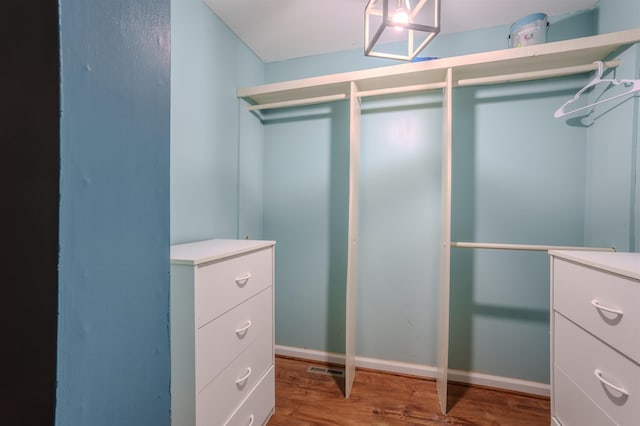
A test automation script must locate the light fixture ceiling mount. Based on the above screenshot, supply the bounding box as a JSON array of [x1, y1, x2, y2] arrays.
[[364, 0, 441, 61]]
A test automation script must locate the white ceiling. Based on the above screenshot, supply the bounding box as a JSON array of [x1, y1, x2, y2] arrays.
[[204, 0, 599, 63]]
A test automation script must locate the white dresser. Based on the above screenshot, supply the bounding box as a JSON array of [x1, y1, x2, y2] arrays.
[[549, 250, 640, 426], [170, 239, 276, 426]]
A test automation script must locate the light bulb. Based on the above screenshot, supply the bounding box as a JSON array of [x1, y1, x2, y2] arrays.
[[393, 8, 409, 25]]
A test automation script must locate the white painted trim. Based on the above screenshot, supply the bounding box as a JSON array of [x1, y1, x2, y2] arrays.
[[355, 355, 437, 379], [275, 345, 436, 377], [276, 345, 345, 365], [436, 66, 453, 414], [275, 345, 550, 397], [448, 369, 550, 397], [344, 81, 361, 399]]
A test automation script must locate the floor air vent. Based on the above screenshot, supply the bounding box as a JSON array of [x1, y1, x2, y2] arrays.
[[307, 365, 345, 377]]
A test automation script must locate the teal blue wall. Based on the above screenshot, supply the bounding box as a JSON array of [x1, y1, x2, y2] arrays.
[[358, 94, 443, 362], [263, 103, 350, 352], [171, 0, 264, 244], [262, 10, 603, 384], [584, 0, 640, 251], [449, 79, 589, 380], [57, 0, 171, 424]]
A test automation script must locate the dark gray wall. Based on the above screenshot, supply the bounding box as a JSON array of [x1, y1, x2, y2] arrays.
[[1, 2, 59, 424]]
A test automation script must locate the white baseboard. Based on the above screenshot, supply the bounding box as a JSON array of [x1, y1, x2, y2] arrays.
[[275, 345, 549, 397], [448, 368, 550, 397]]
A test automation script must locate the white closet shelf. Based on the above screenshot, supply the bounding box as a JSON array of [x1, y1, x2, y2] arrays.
[[238, 26, 640, 413], [238, 29, 640, 109]]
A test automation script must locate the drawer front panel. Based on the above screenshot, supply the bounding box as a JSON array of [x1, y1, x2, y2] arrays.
[[555, 313, 639, 425], [195, 247, 273, 328], [196, 287, 273, 392], [195, 332, 273, 426], [225, 366, 275, 426], [553, 258, 640, 362], [553, 366, 615, 426]]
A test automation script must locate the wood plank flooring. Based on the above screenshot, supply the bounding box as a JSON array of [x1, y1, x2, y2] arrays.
[[268, 356, 550, 425]]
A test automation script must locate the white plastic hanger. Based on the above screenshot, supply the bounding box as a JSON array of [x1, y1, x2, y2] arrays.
[[554, 61, 640, 118]]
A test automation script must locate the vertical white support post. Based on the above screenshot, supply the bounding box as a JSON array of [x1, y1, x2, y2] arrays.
[[345, 81, 361, 398], [436, 68, 453, 414]]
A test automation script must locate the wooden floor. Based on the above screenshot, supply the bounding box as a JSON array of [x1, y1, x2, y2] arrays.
[[268, 356, 550, 425]]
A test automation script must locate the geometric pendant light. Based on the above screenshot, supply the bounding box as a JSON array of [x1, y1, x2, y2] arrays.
[[365, 0, 441, 61]]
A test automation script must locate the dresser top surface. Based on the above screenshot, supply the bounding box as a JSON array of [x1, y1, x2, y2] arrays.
[[171, 239, 275, 265], [549, 250, 640, 281]]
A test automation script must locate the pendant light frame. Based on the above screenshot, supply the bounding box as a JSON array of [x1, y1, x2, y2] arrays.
[[364, 0, 441, 61]]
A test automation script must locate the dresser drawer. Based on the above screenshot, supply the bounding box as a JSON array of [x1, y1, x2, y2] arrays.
[[195, 247, 273, 328], [555, 313, 639, 425], [553, 366, 615, 426], [195, 287, 273, 392], [196, 332, 273, 426], [553, 257, 640, 363], [225, 366, 275, 426]]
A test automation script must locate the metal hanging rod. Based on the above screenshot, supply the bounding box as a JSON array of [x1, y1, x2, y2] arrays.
[[357, 82, 447, 98], [247, 94, 348, 111], [457, 60, 621, 87], [451, 242, 616, 252]]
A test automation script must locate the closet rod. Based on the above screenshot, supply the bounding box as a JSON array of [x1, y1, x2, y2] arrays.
[[357, 82, 447, 99], [452, 242, 616, 252], [457, 60, 621, 87], [247, 93, 347, 111]]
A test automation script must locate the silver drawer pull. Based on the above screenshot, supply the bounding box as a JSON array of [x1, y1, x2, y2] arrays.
[[235, 272, 252, 286], [247, 414, 254, 426], [235, 320, 252, 336], [235, 367, 252, 386], [594, 369, 629, 397], [591, 299, 624, 316]]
